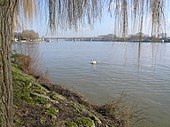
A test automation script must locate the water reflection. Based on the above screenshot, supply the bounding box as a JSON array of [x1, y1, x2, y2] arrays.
[[138, 42, 141, 69]]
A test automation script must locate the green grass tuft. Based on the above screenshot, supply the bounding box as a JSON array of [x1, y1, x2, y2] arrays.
[[76, 117, 93, 127], [65, 121, 78, 127], [45, 107, 59, 118]]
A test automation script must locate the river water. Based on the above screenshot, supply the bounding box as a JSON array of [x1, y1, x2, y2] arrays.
[[13, 41, 170, 127]]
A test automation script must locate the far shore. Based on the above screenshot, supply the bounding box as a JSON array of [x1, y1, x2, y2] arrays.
[[12, 39, 170, 43]]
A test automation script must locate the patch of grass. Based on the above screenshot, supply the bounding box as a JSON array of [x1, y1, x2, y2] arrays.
[[45, 107, 59, 118], [13, 81, 32, 105], [12, 65, 35, 106], [14, 87, 33, 106], [12, 65, 34, 86], [20, 87, 32, 103], [65, 121, 78, 127], [33, 89, 46, 94], [12, 64, 49, 106], [33, 96, 48, 105], [40, 116, 46, 124], [70, 101, 82, 112], [14, 117, 24, 127], [48, 92, 66, 100], [76, 117, 93, 127]]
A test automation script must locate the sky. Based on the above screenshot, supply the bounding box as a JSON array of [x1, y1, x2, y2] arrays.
[[16, 0, 170, 38], [46, 13, 115, 37], [27, 7, 116, 38]]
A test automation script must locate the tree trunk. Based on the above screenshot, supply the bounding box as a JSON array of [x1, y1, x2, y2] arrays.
[[0, 0, 16, 126]]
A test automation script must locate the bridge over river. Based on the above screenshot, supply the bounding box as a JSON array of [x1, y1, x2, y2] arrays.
[[44, 37, 100, 42]]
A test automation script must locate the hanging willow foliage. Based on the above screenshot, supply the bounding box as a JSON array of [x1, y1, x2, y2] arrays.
[[14, 0, 168, 37], [108, 0, 167, 37]]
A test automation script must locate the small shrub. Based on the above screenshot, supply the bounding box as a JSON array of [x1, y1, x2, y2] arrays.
[[12, 54, 32, 73]]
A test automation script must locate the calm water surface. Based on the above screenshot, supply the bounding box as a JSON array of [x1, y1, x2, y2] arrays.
[[14, 41, 170, 127]]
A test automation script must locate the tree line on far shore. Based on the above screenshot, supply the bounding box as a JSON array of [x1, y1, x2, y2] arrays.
[[14, 30, 39, 41]]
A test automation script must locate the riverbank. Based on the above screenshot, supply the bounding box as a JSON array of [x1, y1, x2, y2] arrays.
[[12, 54, 136, 127]]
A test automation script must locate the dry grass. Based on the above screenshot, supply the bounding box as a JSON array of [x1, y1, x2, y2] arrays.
[[94, 91, 148, 127], [12, 43, 41, 76], [12, 53, 32, 73]]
